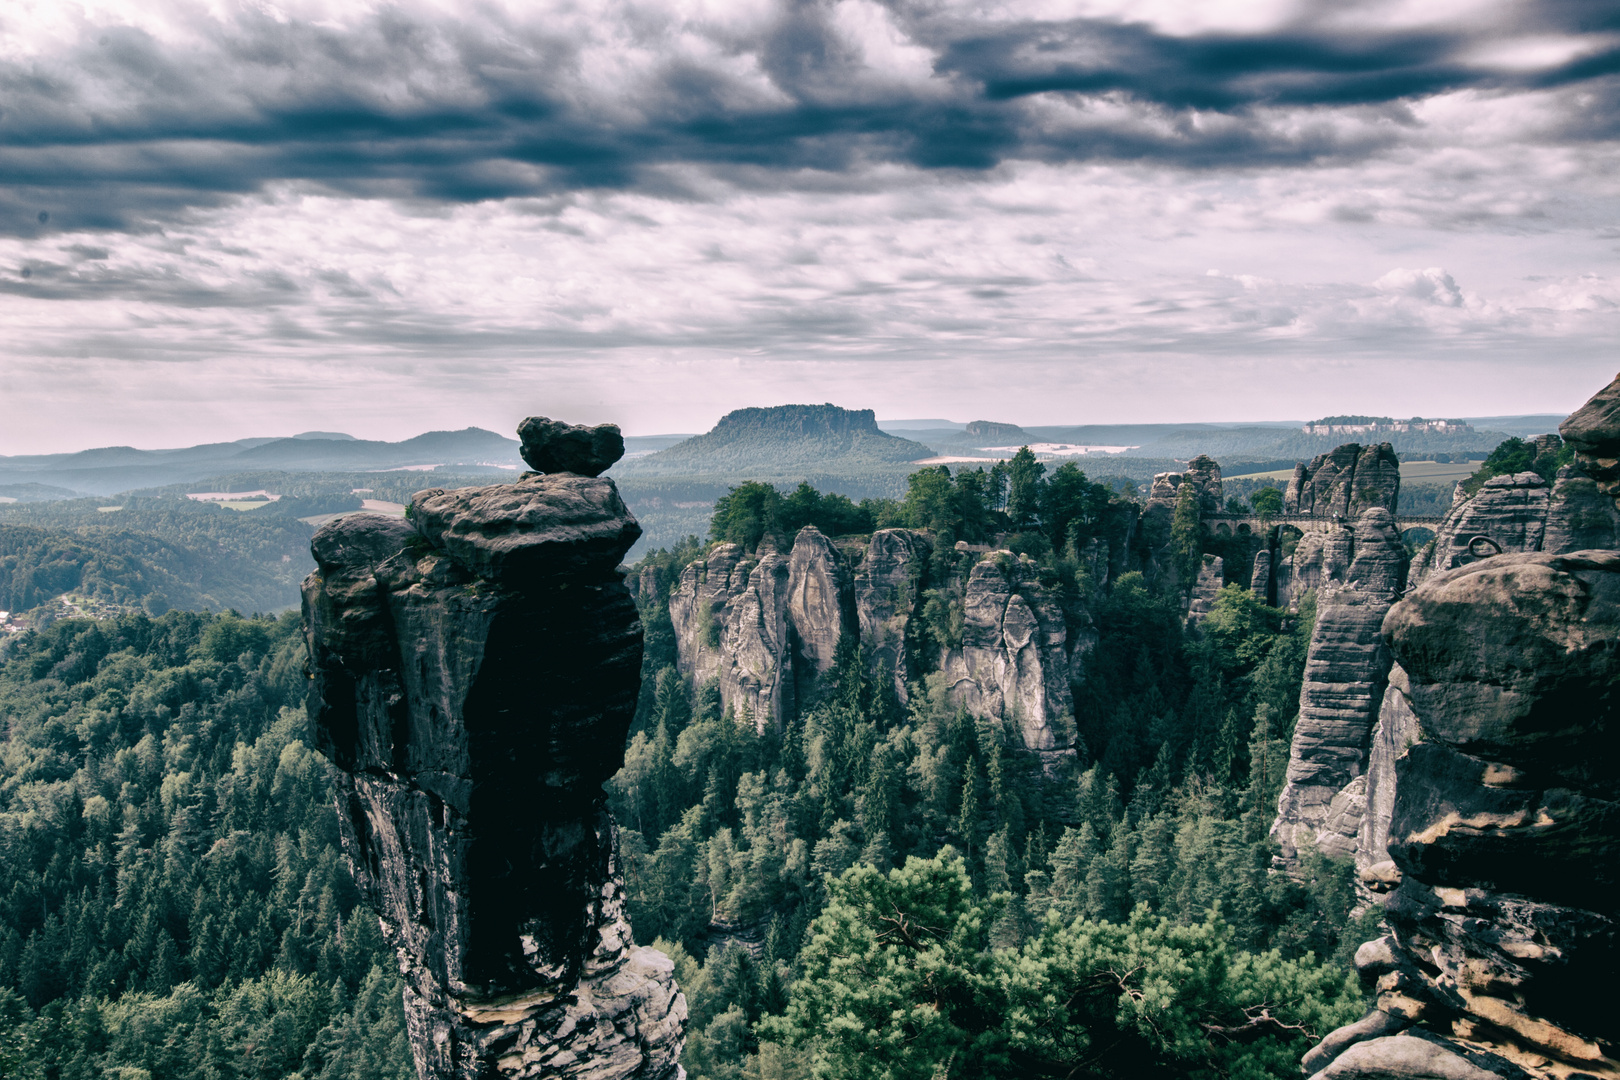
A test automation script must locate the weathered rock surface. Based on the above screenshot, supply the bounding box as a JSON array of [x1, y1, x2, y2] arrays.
[[668, 541, 794, 730], [1408, 472, 1552, 583], [516, 417, 625, 477], [786, 527, 857, 709], [1559, 370, 1620, 461], [1148, 454, 1224, 516], [1284, 443, 1401, 519], [1306, 550, 1620, 1080], [853, 528, 932, 704], [304, 465, 685, 1080], [666, 526, 1081, 752], [1355, 661, 1421, 887], [1271, 508, 1408, 867], [1409, 385, 1620, 586], [1250, 548, 1274, 602], [1256, 442, 1402, 612], [1185, 554, 1225, 626], [940, 553, 1075, 752]]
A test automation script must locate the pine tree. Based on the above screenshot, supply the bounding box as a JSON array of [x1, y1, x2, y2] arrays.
[[957, 769, 981, 862]]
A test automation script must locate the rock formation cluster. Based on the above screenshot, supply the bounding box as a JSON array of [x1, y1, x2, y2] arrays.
[[1300, 373, 1620, 1080], [303, 420, 685, 1080], [662, 525, 1082, 757], [1257, 442, 1401, 611], [1409, 433, 1620, 587]]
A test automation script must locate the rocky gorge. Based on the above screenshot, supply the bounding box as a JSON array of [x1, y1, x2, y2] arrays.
[[303, 420, 686, 1080]]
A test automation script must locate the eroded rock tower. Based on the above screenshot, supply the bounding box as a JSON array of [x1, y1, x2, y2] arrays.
[[303, 419, 685, 1080]]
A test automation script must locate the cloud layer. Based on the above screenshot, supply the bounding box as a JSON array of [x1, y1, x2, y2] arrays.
[[2, 0, 1618, 450]]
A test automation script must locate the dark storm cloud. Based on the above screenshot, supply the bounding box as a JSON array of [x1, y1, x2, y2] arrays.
[[3, 1, 1618, 235]]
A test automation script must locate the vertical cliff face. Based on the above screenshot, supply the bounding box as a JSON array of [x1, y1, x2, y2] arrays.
[[1358, 374, 1620, 882], [786, 527, 857, 710], [666, 526, 861, 729], [668, 541, 794, 729], [1263, 442, 1401, 612], [1284, 443, 1401, 519], [1184, 554, 1225, 626], [940, 553, 1075, 755], [1303, 551, 1620, 1080], [304, 422, 685, 1080], [1305, 377, 1620, 1079], [854, 528, 932, 705], [1270, 508, 1408, 867], [664, 526, 1080, 754]]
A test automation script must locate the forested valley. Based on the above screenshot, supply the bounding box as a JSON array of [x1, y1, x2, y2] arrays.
[[0, 612, 412, 1079], [609, 455, 1379, 1080], [1, 443, 1550, 1080]]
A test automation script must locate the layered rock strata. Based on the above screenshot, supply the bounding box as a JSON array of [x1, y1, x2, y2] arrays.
[[668, 532, 811, 731], [1270, 508, 1408, 867], [1409, 451, 1620, 588], [1357, 376, 1620, 886], [1185, 554, 1225, 626], [854, 528, 933, 705], [1147, 454, 1224, 515], [1303, 550, 1620, 1080], [1283, 443, 1401, 520], [304, 449, 685, 1079]]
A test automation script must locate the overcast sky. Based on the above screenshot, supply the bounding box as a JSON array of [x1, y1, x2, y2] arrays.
[[3, 0, 1619, 452]]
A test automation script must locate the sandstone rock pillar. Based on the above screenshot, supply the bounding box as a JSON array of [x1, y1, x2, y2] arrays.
[[303, 420, 685, 1080], [1270, 507, 1407, 868]]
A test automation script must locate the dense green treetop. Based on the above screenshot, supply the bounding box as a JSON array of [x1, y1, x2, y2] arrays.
[[0, 611, 410, 1079]]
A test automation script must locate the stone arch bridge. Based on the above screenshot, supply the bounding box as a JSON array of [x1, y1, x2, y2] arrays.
[[1203, 513, 1445, 538]]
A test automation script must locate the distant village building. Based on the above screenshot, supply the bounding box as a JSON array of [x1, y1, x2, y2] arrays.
[[1301, 415, 1473, 436]]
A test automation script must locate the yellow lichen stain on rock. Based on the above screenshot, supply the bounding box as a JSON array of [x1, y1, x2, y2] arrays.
[[1455, 987, 1619, 1076], [1406, 808, 1533, 846], [1481, 762, 1528, 786]]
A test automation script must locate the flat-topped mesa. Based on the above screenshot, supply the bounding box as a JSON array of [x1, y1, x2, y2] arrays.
[[303, 421, 684, 1080]]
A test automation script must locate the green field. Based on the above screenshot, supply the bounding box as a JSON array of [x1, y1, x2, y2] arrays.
[[1228, 460, 1480, 483]]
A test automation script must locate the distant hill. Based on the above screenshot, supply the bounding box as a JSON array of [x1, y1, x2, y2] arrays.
[[0, 428, 523, 496], [964, 420, 1030, 443], [616, 404, 933, 476], [0, 518, 303, 617]]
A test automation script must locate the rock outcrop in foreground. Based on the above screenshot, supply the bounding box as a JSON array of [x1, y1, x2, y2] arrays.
[[1270, 507, 1407, 868], [303, 424, 685, 1080], [1306, 375, 1620, 1080], [1302, 550, 1620, 1080]]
